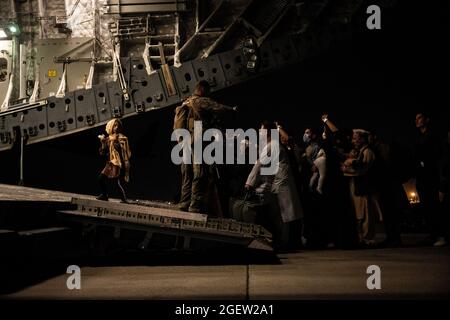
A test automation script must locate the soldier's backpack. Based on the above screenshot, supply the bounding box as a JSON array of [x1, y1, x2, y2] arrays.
[[173, 102, 190, 130]]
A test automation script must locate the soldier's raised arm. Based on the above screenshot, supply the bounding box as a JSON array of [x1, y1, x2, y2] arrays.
[[203, 98, 237, 113]]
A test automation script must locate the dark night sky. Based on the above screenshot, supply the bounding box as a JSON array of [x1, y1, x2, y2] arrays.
[[1, 1, 449, 200]]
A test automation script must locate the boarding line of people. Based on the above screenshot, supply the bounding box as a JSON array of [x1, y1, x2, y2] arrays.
[[93, 80, 449, 251], [168, 80, 448, 250], [245, 112, 448, 250]]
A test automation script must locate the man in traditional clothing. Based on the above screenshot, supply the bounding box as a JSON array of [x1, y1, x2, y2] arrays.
[[342, 129, 383, 246]]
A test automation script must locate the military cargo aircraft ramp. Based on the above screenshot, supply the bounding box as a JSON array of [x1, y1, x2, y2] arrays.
[[0, 184, 272, 254], [59, 197, 273, 251]]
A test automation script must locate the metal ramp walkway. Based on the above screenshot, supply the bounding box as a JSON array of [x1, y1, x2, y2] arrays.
[[58, 198, 273, 251]]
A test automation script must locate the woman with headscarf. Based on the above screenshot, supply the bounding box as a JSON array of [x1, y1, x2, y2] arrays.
[[97, 119, 131, 202]]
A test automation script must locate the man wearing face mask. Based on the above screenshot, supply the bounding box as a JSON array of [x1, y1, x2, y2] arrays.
[[303, 129, 321, 163]]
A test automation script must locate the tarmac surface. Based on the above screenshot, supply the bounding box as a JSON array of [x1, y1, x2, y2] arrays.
[[3, 242, 450, 300]]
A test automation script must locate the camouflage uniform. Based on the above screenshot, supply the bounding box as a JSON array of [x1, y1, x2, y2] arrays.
[[177, 94, 233, 212]]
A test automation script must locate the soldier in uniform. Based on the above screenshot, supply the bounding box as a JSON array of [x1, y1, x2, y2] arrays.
[[174, 80, 237, 213]]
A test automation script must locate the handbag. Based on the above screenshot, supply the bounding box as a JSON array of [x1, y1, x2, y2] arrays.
[[229, 191, 267, 223]]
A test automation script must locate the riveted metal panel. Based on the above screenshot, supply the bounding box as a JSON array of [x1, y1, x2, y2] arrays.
[[136, 71, 167, 110], [46, 93, 77, 136], [129, 58, 152, 112], [119, 57, 137, 116], [106, 81, 124, 118], [0, 113, 17, 149], [191, 55, 227, 93], [128, 90, 145, 114], [120, 58, 135, 115], [73, 89, 99, 128], [129, 58, 148, 82], [93, 83, 113, 123], [122, 97, 136, 115], [218, 49, 247, 87], [120, 57, 132, 86], [206, 54, 227, 93], [172, 61, 197, 99], [189, 59, 208, 86], [19, 106, 49, 143]]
